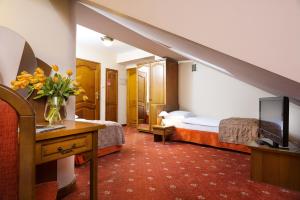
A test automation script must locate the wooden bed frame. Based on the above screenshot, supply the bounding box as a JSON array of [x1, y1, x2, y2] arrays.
[[172, 128, 251, 153]]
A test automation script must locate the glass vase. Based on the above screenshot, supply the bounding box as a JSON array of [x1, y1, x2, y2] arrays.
[[44, 96, 67, 126]]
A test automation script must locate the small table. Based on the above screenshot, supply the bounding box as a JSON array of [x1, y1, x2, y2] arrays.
[[35, 120, 105, 200], [152, 125, 175, 144]]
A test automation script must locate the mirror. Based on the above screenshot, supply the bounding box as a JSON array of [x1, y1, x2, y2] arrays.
[[137, 64, 151, 131]]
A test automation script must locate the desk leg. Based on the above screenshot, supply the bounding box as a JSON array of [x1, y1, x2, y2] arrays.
[[90, 130, 98, 200]]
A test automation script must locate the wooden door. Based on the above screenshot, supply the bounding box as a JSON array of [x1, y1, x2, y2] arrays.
[[76, 58, 100, 120], [138, 70, 147, 124], [106, 68, 118, 122], [150, 61, 165, 128], [127, 68, 137, 126]]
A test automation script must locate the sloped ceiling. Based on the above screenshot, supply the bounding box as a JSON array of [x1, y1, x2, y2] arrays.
[[75, 3, 185, 61], [78, 1, 300, 103], [85, 0, 300, 84]]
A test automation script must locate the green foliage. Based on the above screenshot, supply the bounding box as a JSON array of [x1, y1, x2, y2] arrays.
[[33, 72, 77, 100]]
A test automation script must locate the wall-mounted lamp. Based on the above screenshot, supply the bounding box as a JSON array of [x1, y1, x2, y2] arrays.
[[101, 36, 114, 47]]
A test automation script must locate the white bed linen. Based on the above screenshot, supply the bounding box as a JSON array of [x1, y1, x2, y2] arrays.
[[164, 118, 219, 133], [181, 117, 220, 127]]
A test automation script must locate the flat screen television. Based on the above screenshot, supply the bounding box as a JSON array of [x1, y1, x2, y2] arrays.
[[259, 96, 289, 148]]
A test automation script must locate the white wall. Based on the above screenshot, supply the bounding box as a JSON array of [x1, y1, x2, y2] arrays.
[[179, 62, 300, 145], [76, 41, 127, 124], [0, 0, 76, 189]]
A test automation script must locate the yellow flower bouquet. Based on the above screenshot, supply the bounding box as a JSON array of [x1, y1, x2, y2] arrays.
[[11, 65, 88, 125]]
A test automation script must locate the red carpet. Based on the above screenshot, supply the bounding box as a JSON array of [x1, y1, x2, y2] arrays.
[[64, 127, 300, 200]]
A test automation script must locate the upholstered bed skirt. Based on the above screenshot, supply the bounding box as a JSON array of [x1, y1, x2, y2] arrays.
[[171, 128, 251, 153]]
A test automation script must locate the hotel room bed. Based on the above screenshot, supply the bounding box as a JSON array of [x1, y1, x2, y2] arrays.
[[164, 112, 251, 153], [75, 119, 125, 165]]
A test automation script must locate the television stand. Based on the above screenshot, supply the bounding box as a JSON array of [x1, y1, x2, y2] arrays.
[[255, 138, 289, 150], [248, 141, 300, 191]]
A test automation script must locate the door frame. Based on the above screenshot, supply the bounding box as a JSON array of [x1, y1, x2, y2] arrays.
[[76, 58, 101, 120], [105, 68, 118, 121]]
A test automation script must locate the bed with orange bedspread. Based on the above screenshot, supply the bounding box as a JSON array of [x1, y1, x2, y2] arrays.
[[171, 128, 251, 153]]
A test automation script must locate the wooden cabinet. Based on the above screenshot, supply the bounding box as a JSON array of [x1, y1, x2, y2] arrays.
[[149, 59, 178, 131], [248, 141, 300, 191], [131, 58, 178, 132], [127, 68, 137, 126]]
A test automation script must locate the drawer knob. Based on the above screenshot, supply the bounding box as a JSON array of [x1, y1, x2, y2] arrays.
[[57, 146, 73, 154]]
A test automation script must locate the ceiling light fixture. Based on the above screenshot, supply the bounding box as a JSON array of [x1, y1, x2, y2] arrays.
[[101, 36, 114, 46]]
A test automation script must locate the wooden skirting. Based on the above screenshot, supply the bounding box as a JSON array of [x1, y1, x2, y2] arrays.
[[57, 177, 77, 200]]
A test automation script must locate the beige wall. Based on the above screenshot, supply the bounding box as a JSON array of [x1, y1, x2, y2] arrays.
[[76, 40, 127, 124], [0, 0, 76, 188], [179, 62, 300, 145], [91, 0, 300, 83]]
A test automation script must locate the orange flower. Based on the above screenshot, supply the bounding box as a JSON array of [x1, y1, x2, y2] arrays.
[[66, 69, 73, 76], [35, 67, 44, 74], [82, 95, 88, 101], [29, 78, 39, 84], [33, 83, 43, 90], [19, 80, 29, 89], [52, 76, 59, 83], [20, 71, 29, 75], [12, 85, 19, 90], [52, 65, 59, 72], [17, 73, 32, 81]]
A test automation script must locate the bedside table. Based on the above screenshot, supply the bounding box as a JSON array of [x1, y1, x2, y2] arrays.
[[152, 125, 175, 144]]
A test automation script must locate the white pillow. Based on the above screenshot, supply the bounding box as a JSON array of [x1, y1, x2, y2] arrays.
[[165, 111, 195, 119], [182, 117, 220, 127]]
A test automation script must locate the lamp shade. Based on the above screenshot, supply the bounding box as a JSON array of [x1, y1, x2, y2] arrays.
[[158, 111, 169, 117]]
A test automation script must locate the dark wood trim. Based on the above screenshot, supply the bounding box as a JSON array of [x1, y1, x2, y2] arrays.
[[56, 177, 76, 200]]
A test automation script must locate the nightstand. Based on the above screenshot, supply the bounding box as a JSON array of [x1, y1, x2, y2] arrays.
[[152, 125, 175, 144]]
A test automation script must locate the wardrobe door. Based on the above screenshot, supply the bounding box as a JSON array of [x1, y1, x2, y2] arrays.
[[127, 68, 137, 126], [150, 61, 165, 129], [106, 68, 118, 122], [137, 70, 147, 124]]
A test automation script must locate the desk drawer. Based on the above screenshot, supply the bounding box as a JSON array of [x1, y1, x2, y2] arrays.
[[36, 133, 92, 164], [153, 129, 164, 135]]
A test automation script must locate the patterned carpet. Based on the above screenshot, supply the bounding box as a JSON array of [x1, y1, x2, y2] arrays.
[[64, 127, 300, 200]]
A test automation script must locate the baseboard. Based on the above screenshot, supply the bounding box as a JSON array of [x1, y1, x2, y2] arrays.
[[122, 123, 127, 126], [56, 177, 76, 200]]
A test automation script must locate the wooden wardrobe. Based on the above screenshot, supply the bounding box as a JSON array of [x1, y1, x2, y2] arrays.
[[129, 58, 178, 132]]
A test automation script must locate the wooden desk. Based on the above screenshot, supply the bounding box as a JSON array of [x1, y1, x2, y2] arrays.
[[35, 120, 105, 200], [248, 141, 300, 191]]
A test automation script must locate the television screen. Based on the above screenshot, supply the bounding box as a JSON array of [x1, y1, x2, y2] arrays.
[[259, 97, 289, 147]]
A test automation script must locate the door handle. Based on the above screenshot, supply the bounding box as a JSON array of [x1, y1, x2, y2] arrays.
[[95, 91, 100, 100]]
